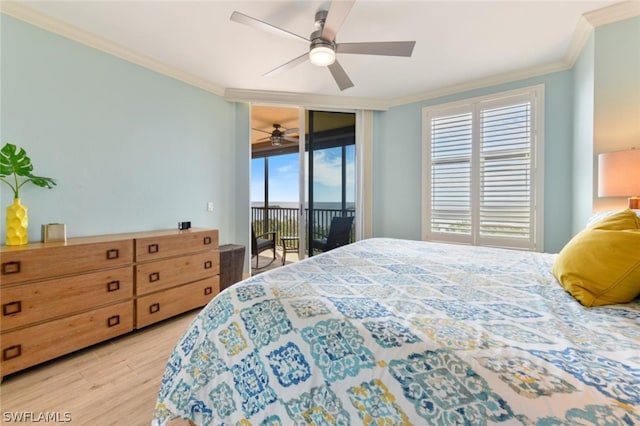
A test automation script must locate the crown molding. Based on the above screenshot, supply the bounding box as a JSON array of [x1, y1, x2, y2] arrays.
[[224, 88, 390, 111], [0, 0, 225, 96], [584, 0, 640, 27], [563, 1, 640, 70], [2, 0, 638, 110], [389, 60, 570, 107], [563, 15, 595, 71]]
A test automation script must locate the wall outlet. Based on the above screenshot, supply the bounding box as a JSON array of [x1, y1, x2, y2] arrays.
[[207, 201, 214, 212]]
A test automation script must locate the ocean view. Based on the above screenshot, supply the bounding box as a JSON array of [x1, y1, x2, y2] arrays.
[[251, 202, 356, 234], [251, 201, 355, 210]]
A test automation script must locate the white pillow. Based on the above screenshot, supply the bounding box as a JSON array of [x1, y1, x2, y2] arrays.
[[586, 209, 640, 227]]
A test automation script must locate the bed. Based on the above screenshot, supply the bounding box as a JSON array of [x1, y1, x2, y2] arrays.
[[152, 237, 640, 425]]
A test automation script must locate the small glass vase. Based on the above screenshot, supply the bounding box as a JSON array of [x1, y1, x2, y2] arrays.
[[6, 198, 29, 245]]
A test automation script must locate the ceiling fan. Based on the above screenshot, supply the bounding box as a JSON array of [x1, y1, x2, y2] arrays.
[[231, 0, 416, 91], [253, 124, 299, 146]]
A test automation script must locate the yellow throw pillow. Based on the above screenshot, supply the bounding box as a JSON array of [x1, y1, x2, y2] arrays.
[[552, 209, 640, 307], [589, 208, 640, 230]]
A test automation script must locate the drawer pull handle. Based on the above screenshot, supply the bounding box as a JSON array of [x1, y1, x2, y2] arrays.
[[107, 280, 121, 292], [204, 260, 213, 269], [3, 345, 21, 361], [148, 243, 159, 254], [203, 236, 212, 245], [106, 249, 120, 260], [1, 261, 21, 275], [3, 301, 22, 316], [149, 303, 160, 314], [204, 286, 213, 296], [107, 315, 120, 327], [149, 272, 160, 282]]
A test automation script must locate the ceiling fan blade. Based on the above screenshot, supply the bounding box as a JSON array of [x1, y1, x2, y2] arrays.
[[327, 60, 354, 91], [322, 0, 356, 42], [252, 128, 272, 135], [263, 52, 309, 77], [231, 11, 309, 43], [337, 41, 416, 57], [284, 128, 299, 135], [284, 136, 299, 143]]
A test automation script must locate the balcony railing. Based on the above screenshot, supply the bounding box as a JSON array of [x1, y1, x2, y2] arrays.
[[251, 207, 355, 254]]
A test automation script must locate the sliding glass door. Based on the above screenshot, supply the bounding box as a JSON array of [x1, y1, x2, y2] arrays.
[[306, 110, 356, 256], [250, 107, 357, 266]]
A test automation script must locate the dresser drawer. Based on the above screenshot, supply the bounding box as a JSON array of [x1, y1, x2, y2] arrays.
[[1, 266, 133, 332], [1, 239, 133, 285], [136, 251, 219, 295], [136, 276, 219, 328], [0, 301, 133, 377], [135, 229, 218, 262]]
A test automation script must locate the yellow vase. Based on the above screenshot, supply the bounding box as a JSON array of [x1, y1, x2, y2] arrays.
[[6, 198, 28, 245]]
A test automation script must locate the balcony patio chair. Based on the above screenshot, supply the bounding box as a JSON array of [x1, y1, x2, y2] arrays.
[[311, 216, 355, 254], [251, 226, 277, 268]]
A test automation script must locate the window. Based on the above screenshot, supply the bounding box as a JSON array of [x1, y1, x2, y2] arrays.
[[422, 85, 544, 251]]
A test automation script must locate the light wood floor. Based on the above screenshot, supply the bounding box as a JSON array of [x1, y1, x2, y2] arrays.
[[0, 309, 199, 426]]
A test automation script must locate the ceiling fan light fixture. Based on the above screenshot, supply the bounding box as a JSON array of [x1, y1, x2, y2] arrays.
[[270, 125, 284, 146], [309, 45, 335, 66]]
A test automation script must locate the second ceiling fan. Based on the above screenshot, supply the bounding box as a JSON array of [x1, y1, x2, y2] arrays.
[[231, 0, 416, 91], [254, 124, 299, 146]]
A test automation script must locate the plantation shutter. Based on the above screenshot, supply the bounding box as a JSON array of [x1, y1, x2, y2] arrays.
[[479, 101, 532, 246], [429, 111, 473, 241], [423, 86, 542, 251]]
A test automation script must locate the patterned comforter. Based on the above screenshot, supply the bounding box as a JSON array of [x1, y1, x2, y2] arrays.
[[152, 238, 640, 425]]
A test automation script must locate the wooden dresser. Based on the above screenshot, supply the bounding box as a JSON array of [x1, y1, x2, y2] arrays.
[[134, 230, 219, 328], [0, 228, 219, 378]]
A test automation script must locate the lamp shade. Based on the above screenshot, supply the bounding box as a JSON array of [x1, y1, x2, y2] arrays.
[[598, 149, 640, 197]]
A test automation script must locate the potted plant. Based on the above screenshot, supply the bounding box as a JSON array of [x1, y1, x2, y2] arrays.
[[1, 143, 57, 245]]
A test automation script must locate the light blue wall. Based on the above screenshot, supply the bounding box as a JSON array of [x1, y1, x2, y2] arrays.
[[372, 104, 422, 240], [593, 16, 640, 212], [232, 102, 252, 269], [373, 72, 575, 253], [1, 15, 251, 258], [572, 33, 595, 233], [570, 16, 640, 230], [594, 16, 640, 151]]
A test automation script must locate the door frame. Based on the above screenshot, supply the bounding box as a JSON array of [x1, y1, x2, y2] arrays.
[[250, 105, 372, 262]]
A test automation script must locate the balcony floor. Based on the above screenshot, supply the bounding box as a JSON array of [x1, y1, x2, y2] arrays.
[[251, 248, 302, 275]]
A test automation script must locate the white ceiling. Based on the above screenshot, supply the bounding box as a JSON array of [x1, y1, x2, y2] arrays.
[[8, 0, 639, 109]]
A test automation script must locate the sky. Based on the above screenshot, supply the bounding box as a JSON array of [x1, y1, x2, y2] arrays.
[[251, 146, 355, 205]]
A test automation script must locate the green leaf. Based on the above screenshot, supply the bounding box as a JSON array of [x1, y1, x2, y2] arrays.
[[0, 143, 57, 198], [29, 175, 57, 189], [0, 143, 34, 177]]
